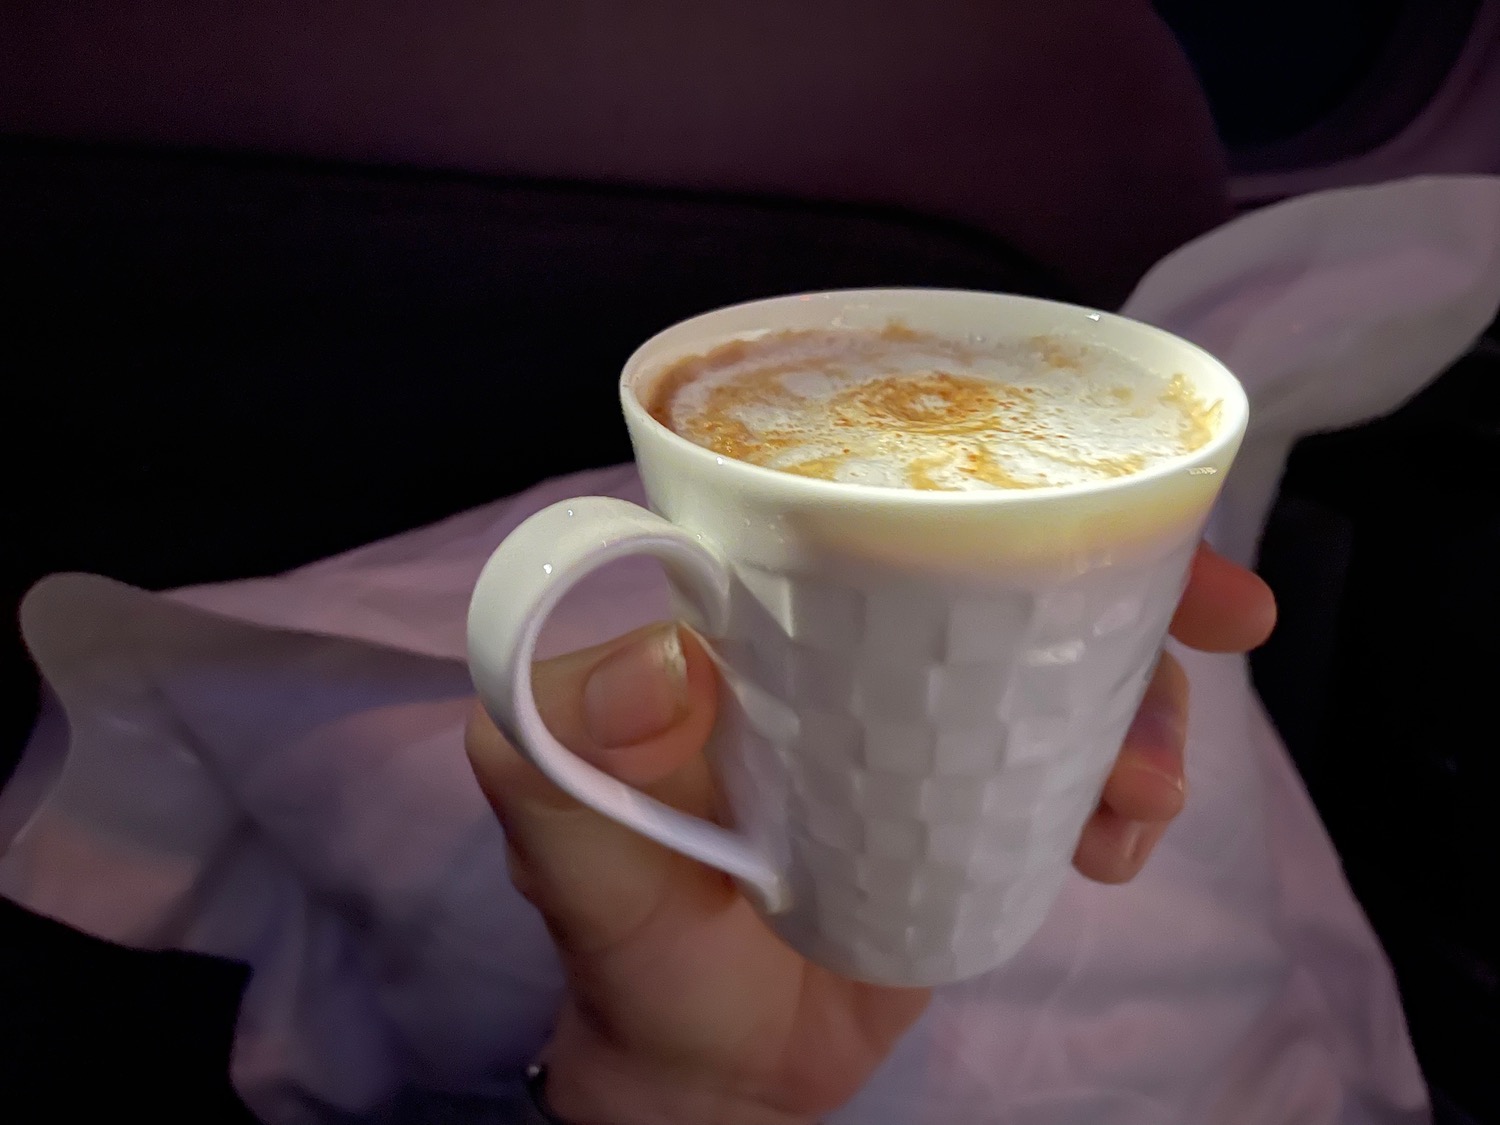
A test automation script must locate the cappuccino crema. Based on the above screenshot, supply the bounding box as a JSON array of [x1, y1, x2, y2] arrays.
[[646, 323, 1219, 491]]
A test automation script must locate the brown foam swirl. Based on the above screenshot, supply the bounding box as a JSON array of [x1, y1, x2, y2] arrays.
[[646, 325, 1218, 491]]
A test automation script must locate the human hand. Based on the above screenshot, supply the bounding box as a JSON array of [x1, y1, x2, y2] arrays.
[[1071, 543, 1276, 883], [466, 543, 1274, 1124]]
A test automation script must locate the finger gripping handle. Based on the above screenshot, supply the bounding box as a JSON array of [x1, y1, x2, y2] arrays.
[[467, 496, 789, 913]]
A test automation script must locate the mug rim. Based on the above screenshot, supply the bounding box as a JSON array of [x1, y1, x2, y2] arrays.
[[619, 288, 1247, 508]]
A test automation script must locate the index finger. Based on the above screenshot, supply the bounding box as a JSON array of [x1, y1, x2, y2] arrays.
[[1169, 543, 1277, 654]]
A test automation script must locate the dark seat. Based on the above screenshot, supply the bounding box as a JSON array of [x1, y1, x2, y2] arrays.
[[2, 134, 1495, 1121], [1253, 330, 1500, 1125]]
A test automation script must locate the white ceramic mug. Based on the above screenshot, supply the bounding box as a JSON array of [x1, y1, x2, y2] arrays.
[[468, 289, 1247, 986]]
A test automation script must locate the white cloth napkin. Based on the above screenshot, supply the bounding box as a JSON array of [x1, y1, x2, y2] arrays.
[[5, 175, 1499, 1125]]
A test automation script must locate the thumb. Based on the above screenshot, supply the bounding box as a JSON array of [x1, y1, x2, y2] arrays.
[[533, 621, 718, 792], [466, 623, 726, 948]]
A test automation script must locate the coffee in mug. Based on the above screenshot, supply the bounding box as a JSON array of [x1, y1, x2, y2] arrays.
[[647, 324, 1218, 491]]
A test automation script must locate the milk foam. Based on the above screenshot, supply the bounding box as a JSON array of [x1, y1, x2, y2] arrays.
[[647, 325, 1218, 491]]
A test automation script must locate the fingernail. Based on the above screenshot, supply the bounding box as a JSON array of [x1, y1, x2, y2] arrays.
[[1122, 696, 1187, 791], [582, 624, 689, 748], [1121, 820, 1149, 865]]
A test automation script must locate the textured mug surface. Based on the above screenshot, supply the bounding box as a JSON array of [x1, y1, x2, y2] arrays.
[[468, 289, 1247, 986]]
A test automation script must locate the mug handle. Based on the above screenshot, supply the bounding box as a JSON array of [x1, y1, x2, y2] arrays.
[[467, 496, 789, 913]]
